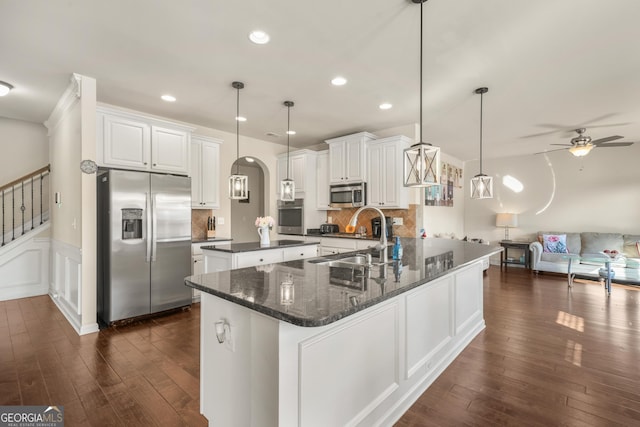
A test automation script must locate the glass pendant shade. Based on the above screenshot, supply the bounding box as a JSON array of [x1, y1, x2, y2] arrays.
[[569, 143, 594, 157], [229, 81, 248, 199], [403, 142, 441, 187], [229, 174, 248, 200], [280, 178, 295, 201], [403, 1, 441, 188], [470, 174, 493, 199], [470, 87, 493, 199], [280, 100, 296, 201]]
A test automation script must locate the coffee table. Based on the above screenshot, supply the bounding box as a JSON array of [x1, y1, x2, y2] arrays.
[[564, 255, 619, 296]]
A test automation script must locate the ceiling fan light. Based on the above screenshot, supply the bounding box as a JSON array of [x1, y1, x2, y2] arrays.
[[569, 143, 594, 157]]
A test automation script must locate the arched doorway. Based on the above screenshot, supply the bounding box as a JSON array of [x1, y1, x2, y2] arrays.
[[230, 157, 268, 242]]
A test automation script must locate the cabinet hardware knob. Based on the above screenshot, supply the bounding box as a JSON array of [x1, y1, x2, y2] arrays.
[[153, 163, 157, 166], [144, 162, 148, 165], [259, 258, 264, 262]]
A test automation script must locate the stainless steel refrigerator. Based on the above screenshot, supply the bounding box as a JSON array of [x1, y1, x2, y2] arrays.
[[97, 169, 192, 325]]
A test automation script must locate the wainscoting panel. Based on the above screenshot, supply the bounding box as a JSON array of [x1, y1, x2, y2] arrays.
[[0, 230, 50, 301], [50, 239, 84, 333]]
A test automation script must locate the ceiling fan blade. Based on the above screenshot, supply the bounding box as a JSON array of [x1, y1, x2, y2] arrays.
[[592, 135, 623, 145], [550, 144, 572, 146], [597, 142, 635, 147], [534, 148, 568, 155]]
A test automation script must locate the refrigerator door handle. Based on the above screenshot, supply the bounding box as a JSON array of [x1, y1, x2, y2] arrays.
[[151, 193, 158, 262], [146, 192, 152, 262]]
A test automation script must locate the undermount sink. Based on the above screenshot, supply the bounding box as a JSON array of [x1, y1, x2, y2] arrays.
[[310, 253, 389, 269]]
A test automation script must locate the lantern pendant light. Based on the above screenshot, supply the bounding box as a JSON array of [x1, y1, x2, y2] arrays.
[[280, 101, 296, 201], [229, 81, 249, 200], [470, 87, 494, 199], [403, 0, 441, 188]]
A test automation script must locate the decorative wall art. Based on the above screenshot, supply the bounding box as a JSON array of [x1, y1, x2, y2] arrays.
[[424, 162, 461, 207]]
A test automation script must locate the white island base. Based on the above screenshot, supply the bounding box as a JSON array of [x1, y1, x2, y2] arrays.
[[200, 261, 484, 427]]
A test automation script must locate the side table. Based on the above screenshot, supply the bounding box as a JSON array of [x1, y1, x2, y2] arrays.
[[499, 240, 530, 270]]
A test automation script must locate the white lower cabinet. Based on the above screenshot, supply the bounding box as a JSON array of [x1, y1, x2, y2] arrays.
[[192, 241, 230, 301], [203, 244, 319, 272], [199, 261, 485, 426]]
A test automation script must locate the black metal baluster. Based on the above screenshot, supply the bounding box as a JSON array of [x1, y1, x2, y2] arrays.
[[1, 190, 4, 246], [21, 179, 25, 235], [11, 185, 15, 241], [40, 173, 44, 224], [31, 176, 34, 230]]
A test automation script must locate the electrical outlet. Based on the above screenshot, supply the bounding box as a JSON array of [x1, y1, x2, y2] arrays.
[[217, 217, 225, 225], [327, 216, 332, 224], [393, 217, 403, 226]]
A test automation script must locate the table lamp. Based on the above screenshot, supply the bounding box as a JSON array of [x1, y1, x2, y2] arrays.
[[496, 213, 518, 241]]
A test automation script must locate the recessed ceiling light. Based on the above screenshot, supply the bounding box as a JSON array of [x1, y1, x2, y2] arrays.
[[0, 81, 14, 97], [249, 30, 270, 45], [331, 76, 347, 86], [245, 157, 255, 162], [379, 103, 392, 110], [286, 130, 296, 135], [161, 94, 176, 102], [236, 116, 247, 122]]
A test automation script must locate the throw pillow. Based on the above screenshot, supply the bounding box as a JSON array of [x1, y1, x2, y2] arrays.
[[542, 234, 569, 253]]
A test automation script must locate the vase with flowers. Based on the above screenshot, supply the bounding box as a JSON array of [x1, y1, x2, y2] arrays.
[[255, 216, 275, 247]]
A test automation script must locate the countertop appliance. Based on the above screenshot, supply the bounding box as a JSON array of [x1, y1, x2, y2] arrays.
[[277, 198, 304, 235], [371, 217, 393, 239], [329, 182, 366, 208], [97, 169, 192, 325], [319, 223, 339, 234]]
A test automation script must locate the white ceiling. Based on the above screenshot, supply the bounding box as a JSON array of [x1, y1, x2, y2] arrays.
[[1, 0, 639, 161]]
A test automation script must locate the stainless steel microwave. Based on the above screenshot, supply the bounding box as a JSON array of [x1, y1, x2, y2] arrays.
[[329, 182, 366, 208]]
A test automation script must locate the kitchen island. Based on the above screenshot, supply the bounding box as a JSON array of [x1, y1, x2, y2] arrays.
[[186, 238, 501, 426]]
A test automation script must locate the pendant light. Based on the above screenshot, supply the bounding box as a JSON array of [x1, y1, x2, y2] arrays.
[[403, 0, 441, 188], [229, 81, 249, 200], [470, 87, 494, 199], [280, 100, 296, 201]]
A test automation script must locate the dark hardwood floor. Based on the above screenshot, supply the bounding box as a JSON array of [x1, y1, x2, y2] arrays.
[[2, 266, 639, 426]]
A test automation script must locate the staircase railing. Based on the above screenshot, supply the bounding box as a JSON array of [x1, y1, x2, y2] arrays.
[[1, 165, 51, 246]]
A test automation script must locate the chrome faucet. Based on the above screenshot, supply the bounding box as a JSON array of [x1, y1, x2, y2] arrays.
[[346, 206, 388, 252]]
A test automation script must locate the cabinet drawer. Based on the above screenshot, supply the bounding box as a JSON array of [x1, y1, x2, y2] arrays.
[[283, 245, 318, 262], [234, 250, 283, 269]]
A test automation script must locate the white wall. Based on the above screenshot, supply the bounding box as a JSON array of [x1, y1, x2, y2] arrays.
[[464, 143, 640, 244], [230, 163, 264, 243], [0, 117, 48, 184]]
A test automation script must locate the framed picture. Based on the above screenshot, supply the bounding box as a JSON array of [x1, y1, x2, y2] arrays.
[[239, 191, 250, 203]]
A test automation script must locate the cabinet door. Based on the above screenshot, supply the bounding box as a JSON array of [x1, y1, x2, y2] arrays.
[[367, 144, 383, 206], [316, 151, 332, 209], [328, 141, 346, 183], [381, 142, 400, 206], [290, 154, 306, 192], [200, 141, 220, 208], [192, 255, 204, 275], [345, 138, 365, 181], [102, 114, 151, 170], [151, 126, 189, 174], [190, 141, 203, 207]]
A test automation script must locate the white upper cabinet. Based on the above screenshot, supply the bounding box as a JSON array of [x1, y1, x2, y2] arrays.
[[276, 149, 317, 197], [97, 105, 194, 175], [325, 132, 376, 183], [191, 135, 222, 209], [367, 135, 411, 209], [315, 150, 337, 210]]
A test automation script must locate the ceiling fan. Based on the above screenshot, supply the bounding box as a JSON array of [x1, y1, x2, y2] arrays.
[[536, 128, 635, 157]]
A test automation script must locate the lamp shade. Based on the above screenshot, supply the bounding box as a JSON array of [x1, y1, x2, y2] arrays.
[[496, 213, 518, 228]]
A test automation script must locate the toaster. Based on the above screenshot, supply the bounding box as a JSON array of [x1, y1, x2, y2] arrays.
[[319, 223, 339, 234]]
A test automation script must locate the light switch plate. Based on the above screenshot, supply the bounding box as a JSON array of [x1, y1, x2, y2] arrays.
[[393, 217, 403, 226], [217, 217, 225, 225]]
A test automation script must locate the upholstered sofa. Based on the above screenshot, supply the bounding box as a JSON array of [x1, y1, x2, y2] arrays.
[[530, 232, 640, 284]]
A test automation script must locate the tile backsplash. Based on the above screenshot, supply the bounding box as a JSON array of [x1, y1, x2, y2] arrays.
[[192, 209, 213, 241], [326, 204, 417, 238]]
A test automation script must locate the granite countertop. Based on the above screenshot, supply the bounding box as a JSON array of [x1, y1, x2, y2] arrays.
[[192, 237, 233, 244], [201, 239, 320, 253], [186, 238, 502, 327]]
